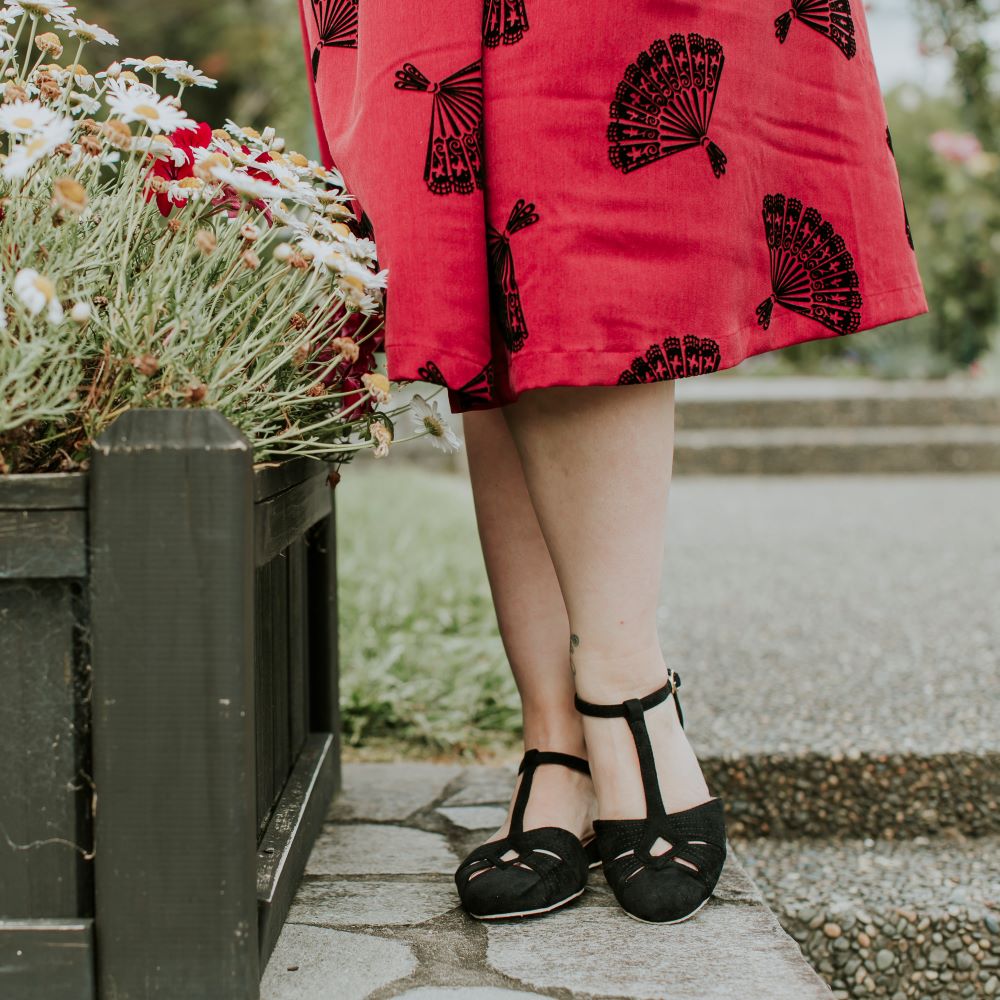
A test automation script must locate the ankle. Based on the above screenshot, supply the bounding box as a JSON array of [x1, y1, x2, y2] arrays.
[[521, 710, 587, 758]]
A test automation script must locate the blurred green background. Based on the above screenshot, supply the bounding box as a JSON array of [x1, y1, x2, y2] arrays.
[[88, 0, 1000, 379]]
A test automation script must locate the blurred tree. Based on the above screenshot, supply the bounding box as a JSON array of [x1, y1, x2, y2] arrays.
[[912, 0, 999, 366], [86, 0, 317, 153]]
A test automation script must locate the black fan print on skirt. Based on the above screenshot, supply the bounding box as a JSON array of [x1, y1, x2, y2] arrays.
[[418, 360, 496, 404], [355, 210, 375, 242], [394, 61, 485, 196], [487, 200, 538, 352], [774, 1, 856, 60], [310, 0, 358, 79], [755, 193, 863, 334], [885, 126, 915, 250], [483, 0, 529, 47], [609, 33, 727, 178], [618, 335, 722, 384]]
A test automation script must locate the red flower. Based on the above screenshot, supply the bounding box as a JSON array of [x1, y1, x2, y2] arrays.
[[144, 122, 212, 217], [309, 310, 379, 417]]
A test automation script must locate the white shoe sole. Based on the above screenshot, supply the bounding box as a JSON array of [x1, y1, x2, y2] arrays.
[[623, 893, 711, 925], [468, 887, 586, 921]]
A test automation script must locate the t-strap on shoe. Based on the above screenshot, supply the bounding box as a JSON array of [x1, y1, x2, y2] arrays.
[[574, 670, 727, 924], [454, 749, 600, 920]]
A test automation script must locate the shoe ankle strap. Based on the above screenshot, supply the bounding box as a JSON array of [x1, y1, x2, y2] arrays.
[[517, 748, 591, 777], [574, 669, 683, 728], [510, 749, 591, 837]]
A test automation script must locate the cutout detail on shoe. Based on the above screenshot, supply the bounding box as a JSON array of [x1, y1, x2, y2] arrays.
[[650, 837, 672, 856], [532, 849, 562, 860], [625, 864, 647, 882], [613, 849, 635, 862]]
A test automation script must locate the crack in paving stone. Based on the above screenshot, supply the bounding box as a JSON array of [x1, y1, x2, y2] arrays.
[[360, 907, 629, 1000]]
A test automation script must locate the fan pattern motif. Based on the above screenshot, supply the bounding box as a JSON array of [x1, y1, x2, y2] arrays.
[[608, 34, 727, 178], [885, 126, 915, 250], [394, 61, 485, 196], [619, 336, 723, 384], [310, 0, 358, 79], [774, 0, 856, 59], [418, 360, 496, 408], [487, 200, 539, 352], [297, 0, 928, 412], [755, 193, 863, 335], [483, 0, 529, 47]]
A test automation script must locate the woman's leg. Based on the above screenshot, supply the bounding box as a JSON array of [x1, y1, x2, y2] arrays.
[[462, 406, 596, 841], [500, 382, 712, 827]]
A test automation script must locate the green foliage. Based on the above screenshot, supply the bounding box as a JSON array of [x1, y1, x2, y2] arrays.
[[87, 0, 316, 154], [336, 465, 522, 757]]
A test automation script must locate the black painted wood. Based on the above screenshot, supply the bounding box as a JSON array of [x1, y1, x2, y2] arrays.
[[253, 457, 324, 504], [0, 579, 93, 919], [256, 732, 339, 969], [0, 919, 95, 1000], [0, 509, 86, 578], [0, 472, 86, 510], [255, 559, 275, 837], [90, 409, 259, 1000], [255, 472, 331, 568], [306, 491, 342, 782], [271, 553, 290, 802], [286, 538, 307, 761]]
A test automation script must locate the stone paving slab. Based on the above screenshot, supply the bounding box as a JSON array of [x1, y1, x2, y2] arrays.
[[263, 763, 833, 999]]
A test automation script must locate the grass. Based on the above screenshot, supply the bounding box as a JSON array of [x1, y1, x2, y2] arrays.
[[335, 463, 521, 760]]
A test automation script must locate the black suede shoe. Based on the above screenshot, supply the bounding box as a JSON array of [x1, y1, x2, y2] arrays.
[[454, 749, 600, 920], [575, 670, 727, 924]]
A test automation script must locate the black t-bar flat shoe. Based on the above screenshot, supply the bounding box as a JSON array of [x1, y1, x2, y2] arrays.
[[575, 669, 728, 924], [454, 749, 600, 920]]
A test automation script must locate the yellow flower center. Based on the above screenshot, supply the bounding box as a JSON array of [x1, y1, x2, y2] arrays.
[[422, 415, 444, 437], [12, 117, 34, 129], [33, 275, 55, 302], [134, 104, 161, 120]]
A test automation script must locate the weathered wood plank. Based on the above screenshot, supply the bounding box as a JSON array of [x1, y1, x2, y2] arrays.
[[255, 560, 275, 838], [90, 409, 259, 1000], [306, 497, 341, 779], [271, 552, 290, 803], [252, 457, 325, 504], [0, 473, 86, 510], [286, 538, 307, 761], [254, 472, 331, 568], [0, 579, 92, 919], [256, 733, 338, 970], [0, 919, 95, 1000], [0, 509, 87, 579]]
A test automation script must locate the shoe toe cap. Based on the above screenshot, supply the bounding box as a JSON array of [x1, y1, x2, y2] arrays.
[[618, 867, 709, 923], [459, 867, 551, 918]]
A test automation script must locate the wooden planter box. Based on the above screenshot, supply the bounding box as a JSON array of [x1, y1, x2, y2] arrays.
[[0, 409, 343, 1000]]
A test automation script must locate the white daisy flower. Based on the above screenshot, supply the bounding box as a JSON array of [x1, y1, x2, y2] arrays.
[[0, 8, 19, 23], [131, 133, 179, 161], [208, 164, 282, 202], [0, 99, 59, 134], [46, 62, 95, 90], [162, 63, 217, 89], [95, 61, 122, 80], [67, 91, 100, 115], [14, 268, 64, 323], [2, 114, 72, 179], [63, 16, 116, 45], [5, 0, 75, 24], [120, 55, 187, 75], [104, 81, 195, 134], [223, 119, 264, 147], [410, 395, 461, 453]]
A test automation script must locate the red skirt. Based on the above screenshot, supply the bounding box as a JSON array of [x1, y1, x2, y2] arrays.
[[297, 1, 929, 413]]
